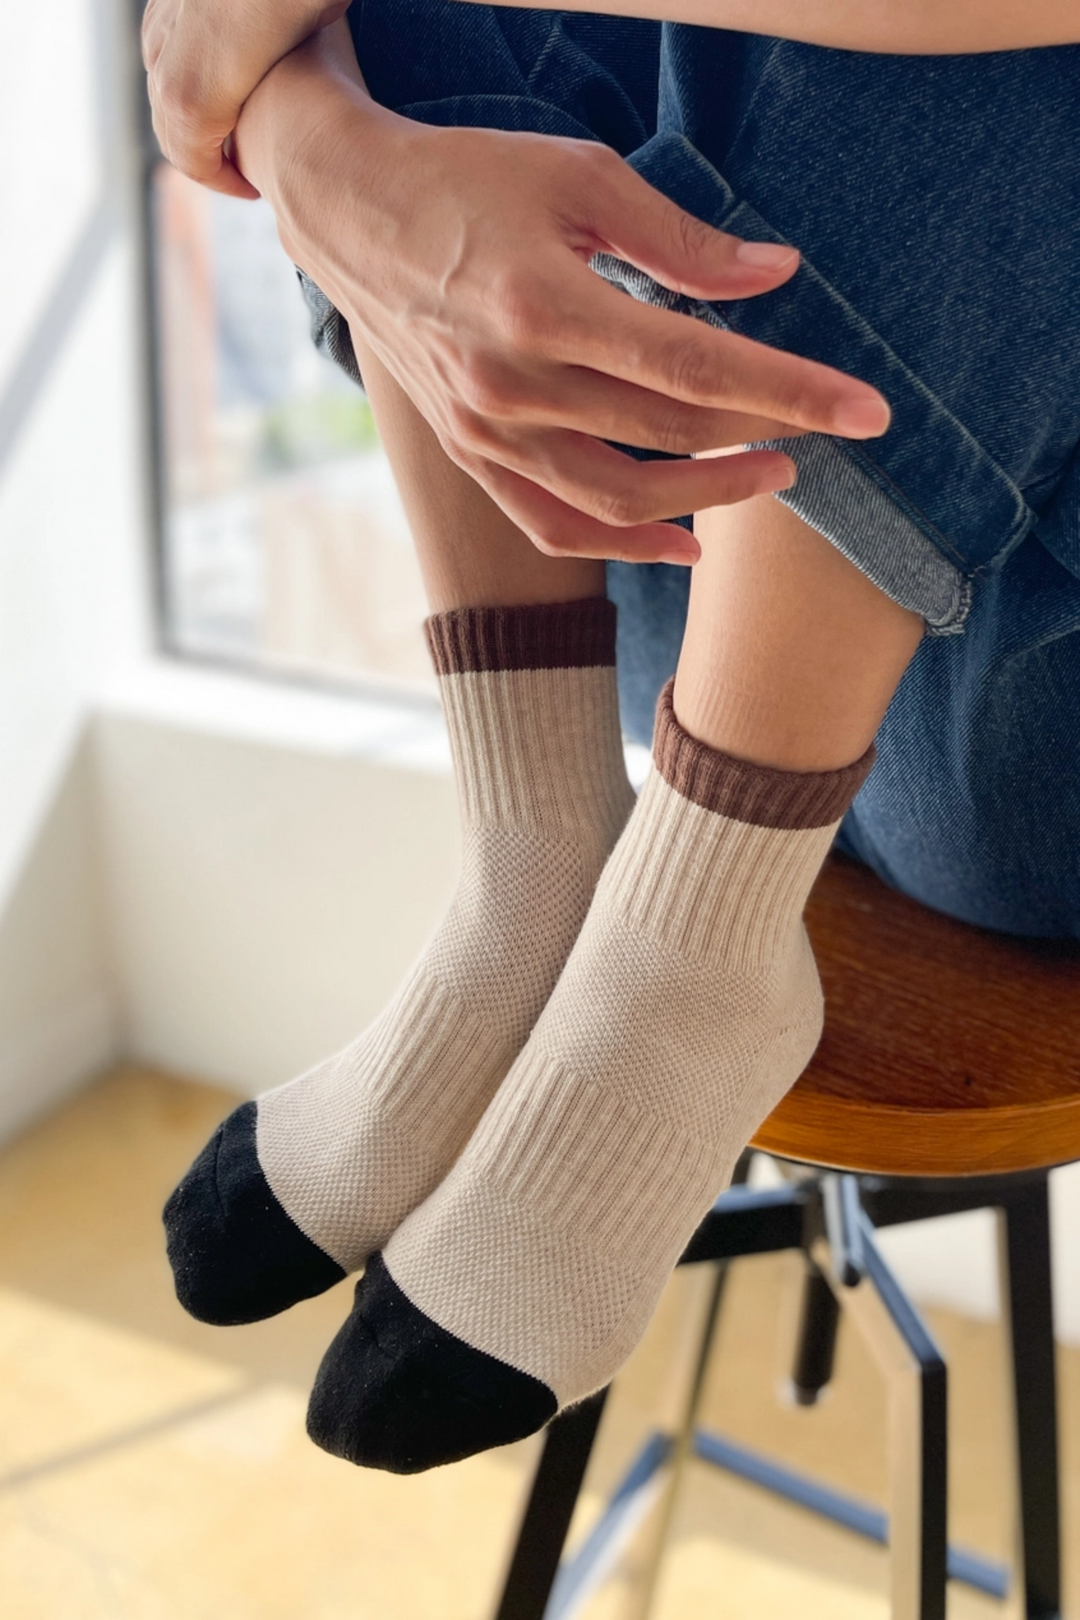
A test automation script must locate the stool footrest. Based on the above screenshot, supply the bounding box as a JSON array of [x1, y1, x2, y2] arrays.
[[546, 1429, 1009, 1620], [679, 1184, 808, 1265], [691, 1430, 1008, 1601]]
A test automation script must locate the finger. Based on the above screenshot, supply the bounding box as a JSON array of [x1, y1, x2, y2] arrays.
[[461, 428, 796, 529], [158, 132, 261, 197], [216, 154, 262, 200], [313, 0, 353, 25], [458, 360, 805, 455], [152, 101, 261, 197], [473, 459, 703, 566], [546, 270, 891, 438], [579, 148, 800, 302], [140, 4, 164, 71], [189, 150, 262, 199], [147, 60, 260, 196]]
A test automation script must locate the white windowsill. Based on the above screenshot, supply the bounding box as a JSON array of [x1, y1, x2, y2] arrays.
[[95, 655, 453, 774], [95, 654, 653, 785]]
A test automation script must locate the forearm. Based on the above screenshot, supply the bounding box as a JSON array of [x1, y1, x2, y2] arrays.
[[232, 18, 401, 252], [458, 0, 1080, 52]]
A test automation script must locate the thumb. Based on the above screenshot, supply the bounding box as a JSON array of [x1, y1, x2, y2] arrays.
[[588, 154, 799, 301]]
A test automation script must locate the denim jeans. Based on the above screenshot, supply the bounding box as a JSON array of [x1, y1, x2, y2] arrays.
[[300, 2, 1080, 937]]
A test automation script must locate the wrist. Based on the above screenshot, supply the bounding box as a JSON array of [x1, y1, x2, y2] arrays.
[[234, 33, 403, 242]]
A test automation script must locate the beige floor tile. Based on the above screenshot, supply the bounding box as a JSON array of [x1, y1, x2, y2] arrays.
[[0, 1501, 133, 1620], [655, 1531, 889, 1620], [1, 1068, 1078, 1619], [0, 1287, 243, 1479], [0, 1068, 357, 1388], [9, 1385, 537, 1620]]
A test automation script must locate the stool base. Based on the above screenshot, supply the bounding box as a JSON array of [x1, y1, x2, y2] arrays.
[[493, 1164, 1062, 1620]]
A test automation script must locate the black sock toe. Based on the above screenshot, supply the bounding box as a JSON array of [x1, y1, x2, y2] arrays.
[[164, 1101, 346, 1325], [306, 1253, 558, 1473]]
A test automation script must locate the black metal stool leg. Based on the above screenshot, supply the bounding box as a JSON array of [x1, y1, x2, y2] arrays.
[[817, 1213, 948, 1620], [622, 1261, 732, 1620], [493, 1390, 609, 1620], [492, 1168, 964, 1620], [790, 1260, 841, 1407], [999, 1176, 1062, 1620], [621, 1153, 757, 1619]]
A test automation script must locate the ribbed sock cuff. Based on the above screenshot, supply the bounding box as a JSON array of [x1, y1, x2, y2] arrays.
[[652, 678, 875, 830], [425, 598, 616, 676]]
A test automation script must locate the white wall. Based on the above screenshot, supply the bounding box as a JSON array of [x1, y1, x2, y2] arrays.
[[876, 1175, 1080, 1345], [0, 0, 101, 383], [92, 663, 460, 1094], [0, 0, 151, 1135], [0, 735, 116, 1141], [0, 0, 469, 1138], [0, 250, 145, 1125]]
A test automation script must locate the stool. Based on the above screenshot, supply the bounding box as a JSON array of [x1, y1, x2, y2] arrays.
[[493, 853, 1080, 1620]]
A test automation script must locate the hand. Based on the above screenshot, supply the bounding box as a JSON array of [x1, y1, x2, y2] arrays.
[[142, 0, 349, 198], [238, 30, 893, 565]]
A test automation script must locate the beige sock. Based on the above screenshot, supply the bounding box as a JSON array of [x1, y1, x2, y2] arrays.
[[255, 597, 635, 1274], [379, 680, 875, 1409]]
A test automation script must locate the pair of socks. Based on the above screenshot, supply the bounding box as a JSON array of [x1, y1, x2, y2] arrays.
[[165, 596, 872, 1472], [165, 597, 634, 1323]]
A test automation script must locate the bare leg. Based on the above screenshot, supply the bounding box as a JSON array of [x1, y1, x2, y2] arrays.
[[163, 338, 632, 1332], [307, 401, 930, 1471], [360, 330, 922, 753], [353, 337, 605, 612], [677, 494, 924, 771]]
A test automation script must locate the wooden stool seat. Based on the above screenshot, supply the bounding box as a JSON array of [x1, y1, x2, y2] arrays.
[[501, 855, 1075, 1613], [499, 860, 1076, 1620], [752, 853, 1080, 1177]]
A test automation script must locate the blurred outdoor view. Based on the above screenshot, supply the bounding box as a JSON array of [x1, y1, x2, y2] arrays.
[[152, 163, 434, 693]]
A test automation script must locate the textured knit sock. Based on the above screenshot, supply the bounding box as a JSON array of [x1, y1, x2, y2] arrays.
[[164, 597, 635, 1325], [306, 679, 875, 1470]]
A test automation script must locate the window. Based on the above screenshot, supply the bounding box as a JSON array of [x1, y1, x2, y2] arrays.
[[148, 160, 434, 695]]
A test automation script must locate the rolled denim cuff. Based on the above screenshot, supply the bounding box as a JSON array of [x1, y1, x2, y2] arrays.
[[296, 268, 364, 391], [593, 133, 1040, 636], [755, 433, 972, 633]]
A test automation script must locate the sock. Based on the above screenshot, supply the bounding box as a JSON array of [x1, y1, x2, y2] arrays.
[[306, 679, 874, 1470], [164, 597, 635, 1324]]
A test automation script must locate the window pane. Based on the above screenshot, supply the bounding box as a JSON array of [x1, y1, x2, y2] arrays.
[[152, 163, 434, 692]]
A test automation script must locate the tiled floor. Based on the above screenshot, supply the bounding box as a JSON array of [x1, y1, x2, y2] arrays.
[[1, 1067, 1076, 1618]]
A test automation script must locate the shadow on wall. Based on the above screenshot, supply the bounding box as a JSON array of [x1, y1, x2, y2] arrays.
[[0, 687, 464, 1147], [0, 728, 118, 1141]]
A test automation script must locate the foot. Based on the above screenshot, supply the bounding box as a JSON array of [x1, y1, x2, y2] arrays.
[[165, 598, 634, 1324], [306, 681, 874, 1467]]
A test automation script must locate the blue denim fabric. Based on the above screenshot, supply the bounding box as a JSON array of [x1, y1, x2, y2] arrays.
[[606, 542, 1080, 938], [304, 1, 1080, 935]]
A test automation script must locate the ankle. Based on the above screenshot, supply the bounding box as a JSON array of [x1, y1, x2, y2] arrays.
[[671, 668, 879, 774]]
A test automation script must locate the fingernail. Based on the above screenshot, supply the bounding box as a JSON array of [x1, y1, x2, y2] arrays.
[[764, 458, 798, 492], [833, 395, 891, 437], [661, 546, 700, 567], [735, 241, 799, 269]]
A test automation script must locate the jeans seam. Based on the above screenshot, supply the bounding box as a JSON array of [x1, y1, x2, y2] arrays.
[[721, 39, 786, 164], [525, 15, 568, 94], [834, 437, 980, 573]]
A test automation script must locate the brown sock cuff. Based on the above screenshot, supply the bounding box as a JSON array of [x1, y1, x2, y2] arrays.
[[425, 598, 616, 677], [652, 678, 875, 830]]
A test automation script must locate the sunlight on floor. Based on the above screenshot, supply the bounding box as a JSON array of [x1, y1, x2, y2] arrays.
[[0, 1068, 1076, 1618]]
